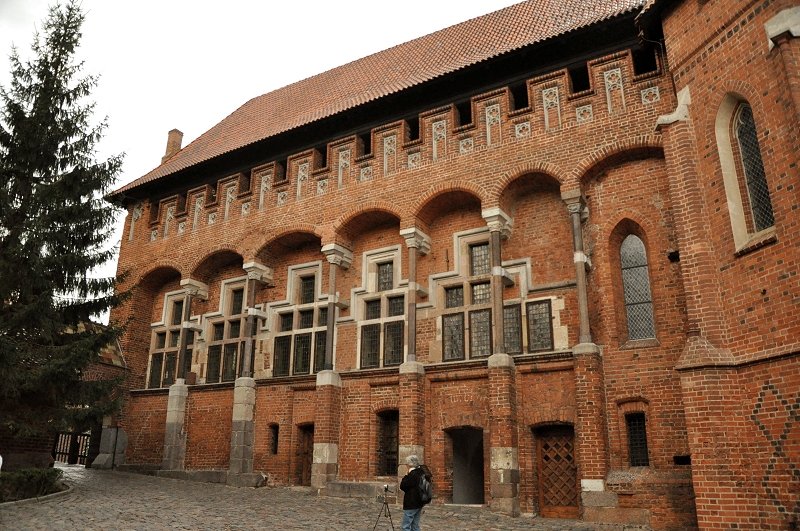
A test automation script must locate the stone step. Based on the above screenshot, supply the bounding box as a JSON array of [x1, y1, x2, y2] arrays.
[[325, 481, 398, 500]]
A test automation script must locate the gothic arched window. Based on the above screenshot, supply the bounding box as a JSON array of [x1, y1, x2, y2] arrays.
[[620, 235, 655, 340], [733, 103, 774, 232]]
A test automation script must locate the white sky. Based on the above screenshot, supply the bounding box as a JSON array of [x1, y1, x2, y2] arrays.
[[1, 0, 522, 321]]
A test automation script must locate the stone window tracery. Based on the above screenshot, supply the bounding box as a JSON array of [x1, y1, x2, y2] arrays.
[[205, 281, 248, 383]]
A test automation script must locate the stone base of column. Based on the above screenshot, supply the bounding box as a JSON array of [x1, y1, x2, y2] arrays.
[[162, 380, 188, 471], [91, 426, 127, 469], [228, 377, 256, 481], [311, 442, 339, 491], [490, 447, 520, 516]]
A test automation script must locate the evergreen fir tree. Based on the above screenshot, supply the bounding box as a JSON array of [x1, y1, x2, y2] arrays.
[[0, 1, 125, 443]]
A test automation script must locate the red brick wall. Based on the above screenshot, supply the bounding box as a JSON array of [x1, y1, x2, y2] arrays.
[[185, 387, 232, 470], [124, 392, 168, 465]]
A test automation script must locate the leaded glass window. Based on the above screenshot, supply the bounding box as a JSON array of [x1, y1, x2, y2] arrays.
[[314, 331, 327, 372], [377, 262, 394, 291], [361, 324, 381, 368], [387, 296, 405, 317], [384, 321, 404, 366], [620, 235, 655, 340], [734, 103, 774, 232], [526, 300, 553, 352], [230, 288, 244, 315], [280, 313, 294, 332], [148, 295, 193, 388], [469, 309, 492, 357], [445, 286, 464, 308], [365, 300, 382, 320], [470, 243, 491, 276], [300, 276, 315, 304], [626, 412, 650, 467], [171, 300, 184, 326], [293, 333, 312, 374], [503, 305, 522, 354], [443, 313, 465, 361], [298, 310, 314, 329], [148, 353, 163, 388], [471, 282, 491, 304], [273, 336, 291, 377]]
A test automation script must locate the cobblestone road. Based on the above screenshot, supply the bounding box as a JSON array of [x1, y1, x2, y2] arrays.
[[1, 465, 651, 530]]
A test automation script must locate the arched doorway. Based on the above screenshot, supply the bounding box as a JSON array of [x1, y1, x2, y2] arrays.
[[447, 427, 485, 504]]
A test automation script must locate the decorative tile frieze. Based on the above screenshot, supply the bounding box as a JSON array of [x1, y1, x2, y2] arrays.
[[359, 166, 373, 182], [208, 212, 217, 225], [163, 205, 175, 238], [241, 202, 250, 217], [128, 202, 144, 241], [408, 151, 421, 169], [192, 195, 204, 230], [177, 221, 186, 235], [224, 186, 236, 220], [150, 229, 158, 242], [296, 162, 309, 200], [459, 137, 474, 154], [277, 191, 288, 206], [514, 121, 530, 139], [604, 67, 626, 113], [641, 86, 660, 105], [542, 87, 562, 130], [432, 120, 447, 161], [576, 105, 593, 124], [317, 179, 328, 196], [485, 103, 501, 145], [383, 135, 397, 175], [258, 172, 272, 210], [337, 149, 350, 188]]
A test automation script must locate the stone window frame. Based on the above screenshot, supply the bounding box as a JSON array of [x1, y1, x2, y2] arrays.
[[715, 94, 776, 253], [147, 290, 192, 389], [354, 246, 406, 370], [440, 231, 494, 361], [268, 262, 328, 377], [203, 277, 248, 384]]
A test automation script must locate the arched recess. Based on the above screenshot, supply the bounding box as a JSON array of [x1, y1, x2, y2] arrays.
[[333, 202, 403, 245], [571, 135, 664, 189], [124, 264, 182, 386], [412, 182, 486, 227], [244, 222, 322, 262], [493, 162, 566, 208], [189, 248, 244, 284]]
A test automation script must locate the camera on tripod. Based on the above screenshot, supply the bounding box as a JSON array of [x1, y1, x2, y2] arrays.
[[383, 484, 394, 493]]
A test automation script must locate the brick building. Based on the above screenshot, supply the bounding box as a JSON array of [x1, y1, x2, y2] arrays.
[[106, 1, 800, 529]]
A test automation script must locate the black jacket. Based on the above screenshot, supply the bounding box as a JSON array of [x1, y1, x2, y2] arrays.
[[400, 465, 432, 509]]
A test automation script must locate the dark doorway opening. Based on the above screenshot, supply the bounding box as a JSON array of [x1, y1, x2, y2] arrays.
[[377, 410, 399, 476], [297, 423, 314, 486], [448, 427, 485, 504]]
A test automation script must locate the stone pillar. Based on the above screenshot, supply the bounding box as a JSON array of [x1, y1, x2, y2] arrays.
[[562, 192, 610, 509], [161, 379, 188, 471], [226, 262, 271, 487], [312, 370, 342, 491], [320, 244, 353, 370], [179, 278, 210, 381], [487, 353, 520, 516], [766, 7, 800, 121], [399, 228, 431, 362], [91, 421, 127, 469], [481, 208, 513, 355]]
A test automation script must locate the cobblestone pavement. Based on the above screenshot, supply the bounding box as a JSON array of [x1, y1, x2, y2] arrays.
[[1, 465, 651, 530]]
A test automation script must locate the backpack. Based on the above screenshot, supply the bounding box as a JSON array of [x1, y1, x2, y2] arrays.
[[418, 472, 433, 505]]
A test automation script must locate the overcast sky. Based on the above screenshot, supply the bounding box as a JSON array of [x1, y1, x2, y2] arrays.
[[1, 0, 522, 321]]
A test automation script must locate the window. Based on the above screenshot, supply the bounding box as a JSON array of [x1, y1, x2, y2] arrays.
[[620, 235, 655, 340], [360, 295, 405, 368], [625, 412, 650, 467], [503, 305, 522, 354], [206, 285, 248, 383], [716, 96, 776, 250], [734, 103, 774, 232], [272, 272, 328, 377], [357, 250, 405, 370], [526, 300, 554, 352], [148, 294, 192, 388], [470, 243, 491, 276]]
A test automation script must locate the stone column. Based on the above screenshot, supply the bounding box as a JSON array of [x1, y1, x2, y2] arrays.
[[399, 228, 431, 362], [227, 262, 271, 487], [487, 353, 520, 516], [311, 370, 342, 491], [320, 244, 353, 370], [175, 293, 193, 380], [161, 278, 208, 472], [561, 192, 611, 511], [481, 208, 513, 356]]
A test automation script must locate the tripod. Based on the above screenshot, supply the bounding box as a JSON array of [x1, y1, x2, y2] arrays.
[[372, 487, 395, 530]]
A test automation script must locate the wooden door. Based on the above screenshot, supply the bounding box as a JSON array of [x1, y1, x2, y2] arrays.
[[536, 425, 578, 518], [298, 424, 314, 486]]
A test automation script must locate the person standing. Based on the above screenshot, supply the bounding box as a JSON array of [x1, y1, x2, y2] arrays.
[[399, 454, 431, 531]]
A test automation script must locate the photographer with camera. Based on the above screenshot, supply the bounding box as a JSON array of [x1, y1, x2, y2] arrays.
[[399, 455, 432, 531]]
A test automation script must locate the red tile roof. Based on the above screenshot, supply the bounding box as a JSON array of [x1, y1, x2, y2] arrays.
[[115, 0, 645, 195]]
